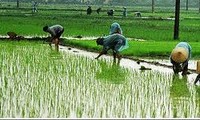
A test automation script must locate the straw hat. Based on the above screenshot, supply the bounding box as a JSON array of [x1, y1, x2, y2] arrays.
[[171, 47, 188, 63]]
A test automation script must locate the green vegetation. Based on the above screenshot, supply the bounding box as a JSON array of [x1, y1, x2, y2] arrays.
[[0, 3, 200, 41], [63, 40, 200, 59], [0, 3, 200, 60], [0, 40, 199, 118], [0, 2, 200, 118]]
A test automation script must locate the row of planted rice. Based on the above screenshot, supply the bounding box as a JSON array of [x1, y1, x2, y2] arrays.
[[0, 41, 199, 118]]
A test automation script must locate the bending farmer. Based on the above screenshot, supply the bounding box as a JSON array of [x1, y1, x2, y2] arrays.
[[170, 42, 192, 75], [43, 24, 64, 51], [95, 34, 129, 64], [109, 22, 123, 35]]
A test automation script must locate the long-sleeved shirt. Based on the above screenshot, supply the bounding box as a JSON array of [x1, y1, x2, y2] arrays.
[[102, 34, 129, 53]]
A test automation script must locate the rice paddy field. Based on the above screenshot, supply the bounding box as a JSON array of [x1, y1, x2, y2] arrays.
[[0, 40, 200, 118], [0, 1, 200, 118]]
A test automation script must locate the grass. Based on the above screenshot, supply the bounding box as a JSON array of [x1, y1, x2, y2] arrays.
[[63, 40, 200, 59], [0, 3, 200, 41]]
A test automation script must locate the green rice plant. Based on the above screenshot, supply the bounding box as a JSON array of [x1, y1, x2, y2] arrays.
[[0, 40, 199, 118], [64, 40, 200, 59], [0, 3, 200, 41]]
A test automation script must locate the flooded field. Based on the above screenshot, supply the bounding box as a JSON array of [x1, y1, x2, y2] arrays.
[[59, 45, 198, 84], [0, 41, 199, 118]]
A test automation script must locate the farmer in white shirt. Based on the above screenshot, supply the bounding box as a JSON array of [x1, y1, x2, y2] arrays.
[[43, 24, 64, 51]]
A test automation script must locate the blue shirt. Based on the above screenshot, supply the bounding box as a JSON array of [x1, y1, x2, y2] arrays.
[[102, 34, 128, 53], [109, 22, 123, 35]]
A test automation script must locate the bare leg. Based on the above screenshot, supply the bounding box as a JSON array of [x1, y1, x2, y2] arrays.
[[55, 38, 59, 52], [49, 42, 52, 48], [194, 74, 200, 85], [113, 51, 116, 64], [117, 54, 122, 65]]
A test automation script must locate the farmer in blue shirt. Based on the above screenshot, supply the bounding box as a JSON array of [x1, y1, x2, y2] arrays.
[[95, 34, 129, 64], [109, 22, 123, 35], [170, 42, 192, 75], [43, 24, 64, 51]]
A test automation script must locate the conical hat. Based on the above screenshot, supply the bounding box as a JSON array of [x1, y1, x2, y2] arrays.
[[171, 47, 188, 63]]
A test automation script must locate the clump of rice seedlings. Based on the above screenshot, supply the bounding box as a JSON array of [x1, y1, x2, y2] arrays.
[[0, 41, 199, 118]]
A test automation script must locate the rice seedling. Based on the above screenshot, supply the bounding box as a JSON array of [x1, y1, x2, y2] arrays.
[[0, 41, 199, 118]]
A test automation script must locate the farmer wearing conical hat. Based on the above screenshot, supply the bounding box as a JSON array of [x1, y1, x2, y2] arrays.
[[43, 24, 64, 51], [95, 34, 129, 64], [109, 22, 123, 35], [170, 42, 192, 75]]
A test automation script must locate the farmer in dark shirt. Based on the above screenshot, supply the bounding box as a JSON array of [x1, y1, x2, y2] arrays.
[[87, 6, 92, 15], [170, 42, 192, 75], [107, 9, 114, 16], [95, 34, 129, 64], [43, 24, 64, 51]]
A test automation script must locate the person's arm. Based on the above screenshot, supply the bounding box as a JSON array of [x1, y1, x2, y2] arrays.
[[194, 74, 200, 85], [95, 51, 105, 59], [95, 47, 108, 59]]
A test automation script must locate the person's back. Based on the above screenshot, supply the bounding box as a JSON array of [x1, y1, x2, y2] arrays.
[[48, 25, 64, 37], [175, 42, 191, 58], [103, 34, 128, 52], [95, 34, 129, 64], [170, 42, 192, 75], [43, 24, 64, 52], [109, 22, 123, 35]]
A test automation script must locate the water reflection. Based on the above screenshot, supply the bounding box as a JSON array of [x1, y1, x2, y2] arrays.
[[170, 74, 190, 117], [170, 74, 190, 98], [96, 61, 127, 84]]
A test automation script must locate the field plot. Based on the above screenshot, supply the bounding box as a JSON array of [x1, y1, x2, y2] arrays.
[[0, 40, 199, 118]]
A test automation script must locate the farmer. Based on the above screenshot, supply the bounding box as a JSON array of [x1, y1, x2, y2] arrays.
[[123, 7, 127, 17], [109, 22, 123, 35], [87, 6, 92, 15], [95, 34, 129, 64], [96, 7, 101, 14], [43, 24, 64, 51], [170, 42, 192, 75], [107, 9, 114, 16], [32, 1, 38, 13]]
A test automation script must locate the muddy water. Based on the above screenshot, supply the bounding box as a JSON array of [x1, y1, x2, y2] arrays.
[[59, 45, 198, 84]]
